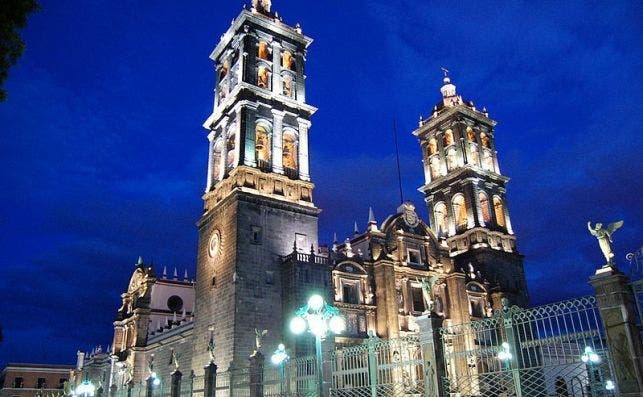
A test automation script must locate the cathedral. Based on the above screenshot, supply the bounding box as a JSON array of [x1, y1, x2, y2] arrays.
[[72, 0, 529, 391]]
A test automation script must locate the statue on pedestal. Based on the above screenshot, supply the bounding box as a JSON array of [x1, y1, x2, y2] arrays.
[[587, 221, 623, 266]]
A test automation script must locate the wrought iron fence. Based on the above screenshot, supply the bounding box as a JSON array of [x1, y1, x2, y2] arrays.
[[440, 296, 615, 396]]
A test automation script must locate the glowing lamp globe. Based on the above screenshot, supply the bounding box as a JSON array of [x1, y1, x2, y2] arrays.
[[307, 314, 328, 337], [329, 316, 346, 334], [308, 295, 324, 311], [290, 316, 306, 335]]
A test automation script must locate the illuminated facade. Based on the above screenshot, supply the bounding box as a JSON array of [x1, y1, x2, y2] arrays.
[[72, 0, 529, 388]]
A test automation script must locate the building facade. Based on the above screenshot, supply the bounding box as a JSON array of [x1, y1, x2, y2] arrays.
[[0, 363, 73, 397], [73, 0, 529, 390]]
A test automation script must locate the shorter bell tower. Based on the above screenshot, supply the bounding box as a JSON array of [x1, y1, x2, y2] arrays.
[[414, 72, 529, 308]]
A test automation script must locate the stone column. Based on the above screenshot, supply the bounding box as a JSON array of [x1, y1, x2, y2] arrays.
[[271, 110, 284, 174], [590, 269, 643, 396], [205, 131, 216, 192], [248, 352, 264, 397], [170, 370, 182, 397], [220, 117, 229, 177], [416, 315, 445, 397], [242, 105, 257, 167], [203, 362, 218, 397], [297, 118, 310, 181], [271, 41, 282, 95], [373, 261, 399, 338]]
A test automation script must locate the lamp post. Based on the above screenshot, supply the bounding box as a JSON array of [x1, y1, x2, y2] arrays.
[[271, 343, 289, 396], [581, 346, 601, 397], [290, 295, 346, 397], [497, 342, 520, 397], [76, 380, 96, 397]]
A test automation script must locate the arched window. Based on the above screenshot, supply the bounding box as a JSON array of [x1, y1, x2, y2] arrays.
[[480, 132, 490, 148], [466, 127, 476, 142], [493, 196, 506, 227], [282, 51, 295, 70], [212, 138, 223, 183], [446, 148, 458, 171], [282, 130, 298, 176], [226, 126, 236, 170], [434, 202, 448, 234], [257, 66, 270, 89], [430, 157, 441, 179], [258, 41, 270, 60], [443, 129, 454, 146], [478, 192, 491, 223], [469, 144, 479, 166], [255, 123, 271, 170], [482, 150, 494, 171], [428, 138, 437, 155], [282, 75, 293, 97], [453, 194, 467, 229]]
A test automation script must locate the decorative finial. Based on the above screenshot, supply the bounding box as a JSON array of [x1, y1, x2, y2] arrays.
[[440, 68, 457, 106], [162, 266, 167, 279], [295, 23, 302, 34], [354, 221, 359, 235], [137, 256, 143, 266], [184, 269, 188, 281], [367, 207, 378, 232], [173, 267, 178, 280]]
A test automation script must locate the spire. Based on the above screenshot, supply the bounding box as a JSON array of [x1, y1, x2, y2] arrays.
[[136, 256, 143, 267], [183, 269, 189, 281], [172, 311, 178, 324], [353, 221, 359, 236], [440, 67, 458, 107], [332, 232, 338, 252], [367, 207, 378, 231], [173, 267, 178, 280], [162, 266, 167, 279]]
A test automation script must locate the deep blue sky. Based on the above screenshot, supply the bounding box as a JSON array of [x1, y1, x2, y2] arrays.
[[1, 1, 641, 366]]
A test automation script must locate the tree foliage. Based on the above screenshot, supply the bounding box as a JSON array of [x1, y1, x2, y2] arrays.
[[0, 0, 39, 102]]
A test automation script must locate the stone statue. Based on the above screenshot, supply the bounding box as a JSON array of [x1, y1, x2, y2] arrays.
[[421, 276, 439, 313], [171, 349, 181, 371], [252, 0, 272, 14], [207, 327, 216, 363], [587, 221, 623, 265], [254, 329, 268, 351]]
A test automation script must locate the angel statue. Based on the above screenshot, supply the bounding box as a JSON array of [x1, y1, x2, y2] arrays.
[[252, 0, 272, 14], [207, 327, 216, 364], [420, 276, 439, 314], [587, 221, 623, 266]]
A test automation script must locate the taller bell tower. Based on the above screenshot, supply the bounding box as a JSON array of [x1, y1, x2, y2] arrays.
[[414, 73, 529, 308], [192, 0, 319, 371]]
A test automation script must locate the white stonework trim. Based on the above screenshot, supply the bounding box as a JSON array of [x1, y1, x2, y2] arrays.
[[271, 110, 284, 173], [297, 118, 311, 181]]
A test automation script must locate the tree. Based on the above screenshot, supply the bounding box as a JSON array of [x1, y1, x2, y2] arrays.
[[0, 0, 40, 102]]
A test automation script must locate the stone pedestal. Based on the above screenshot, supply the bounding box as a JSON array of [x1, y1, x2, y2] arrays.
[[416, 315, 445, 397], [170, 370, 182, 397], [248, 352, 264, 397], [590, 269, 643, 396], [204, 362, 218, 397]]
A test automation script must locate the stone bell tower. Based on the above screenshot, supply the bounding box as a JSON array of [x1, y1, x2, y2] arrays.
[[413, 72, 529, 308], [191, 1, 320, 371]]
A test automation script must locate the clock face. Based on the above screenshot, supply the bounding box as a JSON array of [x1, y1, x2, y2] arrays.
[[208, 230, 221, 259]]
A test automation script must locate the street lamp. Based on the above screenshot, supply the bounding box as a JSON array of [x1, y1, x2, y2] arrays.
[[271, 343, 290, 396], [581, 346, 601, 397], [76, 380, 95, 397], [290, 294, 346, 397]]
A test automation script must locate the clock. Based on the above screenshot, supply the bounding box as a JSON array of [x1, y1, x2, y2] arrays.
[[208, 229, 221, 259]]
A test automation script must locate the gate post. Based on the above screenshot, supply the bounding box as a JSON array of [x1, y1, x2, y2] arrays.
[[501, 299, 523, 397], [366, 332, 378, 397], [590, 269, 643, 396], [416, 314, 445, 397], [248, 352, 264, 397], [204, 362, 218, 397], [170, 370, 182, 397]]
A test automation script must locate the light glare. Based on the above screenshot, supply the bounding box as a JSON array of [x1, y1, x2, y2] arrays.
[[329, 316, 346, 334], [308, 295, 324, 311], [290, 316, 306, 335]]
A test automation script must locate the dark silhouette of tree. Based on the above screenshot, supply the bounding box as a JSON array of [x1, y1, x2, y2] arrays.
[[1, 0, 40, 101]]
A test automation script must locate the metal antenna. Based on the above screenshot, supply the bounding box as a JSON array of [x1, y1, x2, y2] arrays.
[[393, 118, 404, 204]]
